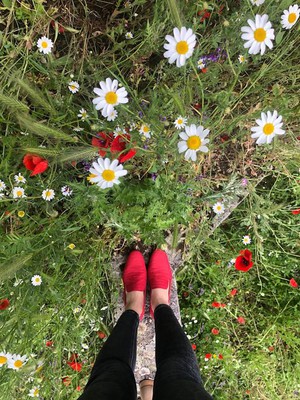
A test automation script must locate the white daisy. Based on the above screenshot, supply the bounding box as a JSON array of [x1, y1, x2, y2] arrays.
[[125, 32, 133, 39], [28, 387, 40, 397], [92, 78, 128, 118], [0, 352, 12, 367], [7, 354, 28, 370], [61, 186, 73, 197], [174, 116, 187, 129], [107, 109, 118, 121], [197, 58, 206, 69], [0, 180, 6, 191], [88, 158, 128, 189], [251, 110, 285, 145], [31, 275, 42, 286], [139, 124, 151, 138], [241, 14, 275, 55], [68, 81, 80, 93], [242, 235, 251, 245], [12, 187, 26, 198], [213, 202, 225, 215], [164, 27, 196, 67], [78, 108, 89, 120], [178, 124, 209, 161], [238, 55, 246, 63], [250, 0, 265, 5], [42, 189, 55, 201], [73, 306, 82, 314], [37, 36, 53, 54], [14, 173, 26, 184], [281, 5, 299, 30], [73, 126, 84, 132]]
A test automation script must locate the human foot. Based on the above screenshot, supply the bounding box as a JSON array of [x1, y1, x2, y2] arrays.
[[125, 291, 144, 316]]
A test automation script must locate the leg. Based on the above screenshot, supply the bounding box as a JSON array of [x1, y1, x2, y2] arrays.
[[153, 304, 213, 400], [78, 309, 139, 400]]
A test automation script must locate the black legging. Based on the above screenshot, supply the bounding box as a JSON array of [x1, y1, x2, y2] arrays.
[[78, 304, 213, 400]]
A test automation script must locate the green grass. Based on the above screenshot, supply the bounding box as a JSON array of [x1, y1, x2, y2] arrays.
[[0, 0, 300, 399]]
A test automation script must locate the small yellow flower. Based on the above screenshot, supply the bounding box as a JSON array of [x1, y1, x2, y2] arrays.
[[18, 211, 25, 218], [223, 20, 230, 27], [68, 243, 76, 250]]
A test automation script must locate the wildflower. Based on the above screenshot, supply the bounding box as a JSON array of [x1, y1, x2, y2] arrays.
[[42, 189, 55, 201], [81, 343, 89, 350], [28, 387, 40, 397], [14, 173, 26, 184], [289, 278, 298, 288], [235, 249, 254, 272], [241, 14, 275, 55], [251, 110, 285, 145], [88, 157, 128, 189], [110, 134, 136, 163], [291, 209, 300, 215], [0, 299, 10, 310], [242, 235, 251, 245], [213, 202, 225, 215], [241, 178, 248, 186], [73, 306, 81, 313], [31, 275, 42, 286], [12, 187, 26, 199], [250, 0, 265, 5], [178, 124, 209, 161], [174, 116, 187, 129], [68, 81, 79, 93], [0, 180, 6, 191], [238, 55, 246, 63], [77, 108, 88, 120], [37, 36, 53, 54], [68, 243, 76, 250], [61, 186, 73, 197], [281, 5, 299, 29], [23, 154, 48, 176], [197, 58, 206, 69], [218, 354, 223, 359], [237, 316, 246, 324], [125, 32, 133, 39], [18, 211, 25, 218], [92, 132, 114, 157], [97, 331, 106, 339], [191, 344, 197, 351], [163, 27, 196, 68], [92, 78, 128, 118], [7, 354, 28, 370], [46, 341, 54, 347], [198, 10, 211, 23], [211, 328, 219, 335], [107, 109, 118, 121], [230, 288, 238, 296], [212, 302, 226, 308], [73, 127, 84, 132], [67, 354, 82, 372], [139, 124, 151, 139], [204, 353, 212, 360], [0, 352, 12, 367]]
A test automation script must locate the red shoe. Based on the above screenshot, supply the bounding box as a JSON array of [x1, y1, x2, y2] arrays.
[[122, 250, 147, 321], [148, 249, 172, 319]]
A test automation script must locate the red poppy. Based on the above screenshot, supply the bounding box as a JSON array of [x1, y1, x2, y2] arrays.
[[46, 340, 54, 347], [291, 209, 300, 215], [212, 302, 221, 308], [191, 344, 197, 351], [205, 353, 212, 359], [91, 132, 114, 157], [220, 134, 229, 142], [111, 134, 136, 163], [237, 316, 245, 324], [197, 10, 211, 23], [0, 299, 10, 310], [211, 328, 219, 335], [97, 331, 106, 339], [67, 361, 82, 372], [201, 68, 208, 73], [235, 249, 253, 272], [193, 102, 202, 110], [289, 278, 298, 288], [23, 154, 49, 176], [230, 288, 238, 296], [50, 20, 65, 33], [69, 353, 79, 363], [268, 346, 274, 352], [76, 386, 81, 391], [218, 354, 223, 360]]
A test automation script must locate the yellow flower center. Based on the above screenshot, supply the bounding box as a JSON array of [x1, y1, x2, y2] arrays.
[[45, 190, 52, 198], [176, 40, 189, 55], [102, 170, 115, 181], [105, 91, 118, 105], [35, 278, 40, 283], [14, 360, 23, 368], [217, 206, 222, 211], [254, 28, 266, 42], [17, 190, 23, 197], [0, 356, 7, 364], [34, 389, 39, 396], [68, 243, 76, 249], [177, 119, 183, 124], [87, 173, 97, 182], [288, 13, 297, 23], [263, 123, 275, 135], [41, 41, 48, 48], [187, 135, 201, 150], [143, 125, 150, 133], [18, 211, 25, 218], [70, 85, 77, 91]]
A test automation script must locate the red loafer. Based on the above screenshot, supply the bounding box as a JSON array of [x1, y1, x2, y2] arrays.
[[122, 250, 147, 321], [148, 249, 172, 319]]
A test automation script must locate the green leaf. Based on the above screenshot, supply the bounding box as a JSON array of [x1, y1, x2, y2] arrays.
[[0, 253, 33, 281], [276, 30, 285, 45]]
